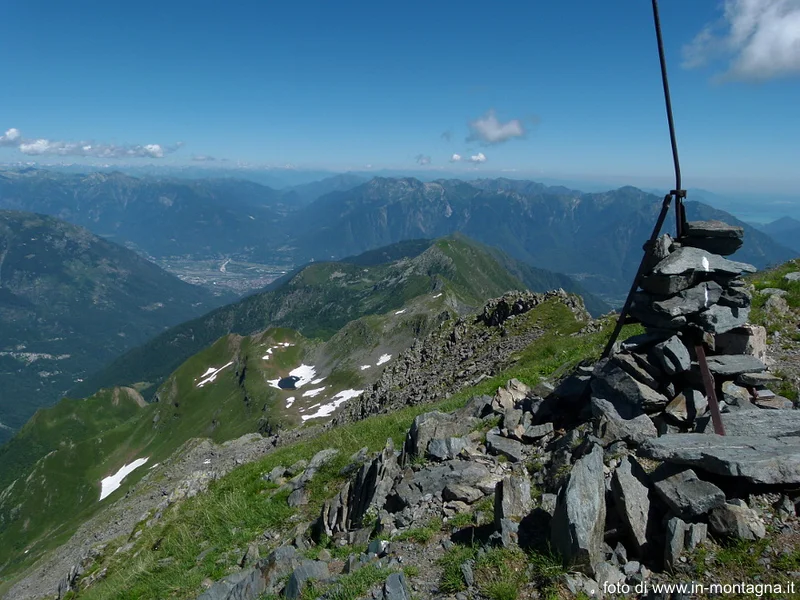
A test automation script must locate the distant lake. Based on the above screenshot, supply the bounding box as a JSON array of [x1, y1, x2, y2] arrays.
[[278, 376, 300, 390]]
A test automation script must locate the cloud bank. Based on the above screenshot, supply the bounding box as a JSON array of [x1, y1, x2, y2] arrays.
[[0, 128, 183, 158], [683, 0, 800, 81], [467, 109, 525, 144], [467, 152, 487, 164]]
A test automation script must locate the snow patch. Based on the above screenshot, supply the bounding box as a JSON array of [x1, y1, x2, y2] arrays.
[[203, 459, 211, 465], [394, 309, 406, 315], [301, 389, 363, 421], [148, 463, 160, 470], [360, 365, 371, 370], [433, 293, 443, 298], [197, 361, 234, 387], [302, 387, 326, 398], [286, 396, 295, 408], [311, 377, 326, 385], [99, 457, 149, 501], [262, 342, 295, 360], [376, 354, 391, 366], [289, 364, 318, 388]]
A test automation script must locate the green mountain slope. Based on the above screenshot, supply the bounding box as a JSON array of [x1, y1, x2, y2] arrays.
[[0, 211, 224, 444], [69, 235, 532, 400]]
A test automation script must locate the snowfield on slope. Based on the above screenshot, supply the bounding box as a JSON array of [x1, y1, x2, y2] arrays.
[[99, 457, 149, 501], [301, 389, 363, 421], [197, 361, 234, 387]]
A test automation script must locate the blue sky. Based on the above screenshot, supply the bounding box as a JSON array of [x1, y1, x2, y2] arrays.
[[1, 0, 798, 193]]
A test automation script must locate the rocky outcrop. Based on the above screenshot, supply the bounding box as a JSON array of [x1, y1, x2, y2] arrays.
[[335, 290, 590, 424]]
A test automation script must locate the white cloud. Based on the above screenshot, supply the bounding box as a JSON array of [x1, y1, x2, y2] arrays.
[[415, 154, 431, 165], [0, 127, 183, 158], [467, 109, 525, 144], [192, 155, 216, 162], [683, 0, 800, 81], [449, 153, 462, 162], [467, 152, 487, 163], [0, 128, 21, 146]]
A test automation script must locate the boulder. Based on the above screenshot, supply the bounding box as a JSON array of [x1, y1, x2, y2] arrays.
[[494, 475, 532, 524], [652, 468, 725, 518], [197, 569, 266, 600], [705, 355, 767, 377], [442, 484, 483, 504], [522, 423, 554, 441], [403, 412, 474, 463], [719, 282, 751, 309], [652, 336, 691, 375], [696, 305, 750, 335], [591, 361, 669, 414], [664, 389, 708, 423], [709, 503, 766, 541], [382, 572, 412, 600], [640, 434, 800, 485], [651, 247, 756, 277], [284, 561, 330, 600], [485, 429, 527, 463], [784, 272, 800, 282], [611, 353, 660, 389], [664, 517, 688, 572], [629, 296, 687, 330], [426, 437, 468, 462], [611, 456, 652, 554], [720, 381, 757, 410], [640, 272, 697, 296], [308, 449, 339, 471], [551, 445, 606, 576], [591, 397, 657, 446], [686, 522, 708, 550], [653, 282, 723, 317], [394, 460, 493, 507]]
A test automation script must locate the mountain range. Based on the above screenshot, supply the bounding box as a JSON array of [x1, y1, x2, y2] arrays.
[[0, 210, 225, 445], [1, 169, 794, 306]]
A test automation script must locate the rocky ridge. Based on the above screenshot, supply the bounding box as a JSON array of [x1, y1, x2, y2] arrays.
[[336, 289, 590, 424]]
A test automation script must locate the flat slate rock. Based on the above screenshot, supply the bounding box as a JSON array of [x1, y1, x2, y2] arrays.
[[652, 281, 723, 317], [696, 305, 750, 335], [706, 354, 766, 376], [736, 371, 781, 387], [683, 236, 743, 256], [652, 468, 725, 518], [698, 410, 800, 437], [652, 247, 756, 277], [640, 434, 800, 485], [685, 220, 744, 239], [784, 272, 800, 282]]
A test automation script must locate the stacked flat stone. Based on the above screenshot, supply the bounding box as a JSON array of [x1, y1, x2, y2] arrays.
[[592, 219, 786, 439]]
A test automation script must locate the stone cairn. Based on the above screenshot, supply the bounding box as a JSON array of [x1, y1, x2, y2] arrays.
[[597, 219, 780, 438]]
